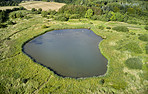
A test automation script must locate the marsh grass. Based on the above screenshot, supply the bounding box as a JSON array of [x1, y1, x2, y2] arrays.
[[125, 58, 143, 69], [0, 11, 147, 94]]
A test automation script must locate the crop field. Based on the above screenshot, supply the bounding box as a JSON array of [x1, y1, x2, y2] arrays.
[[19, 1, 66, 11], [0, 9, 148, 93], [0, 1, 65, 11], [0, 6, 19, 10]]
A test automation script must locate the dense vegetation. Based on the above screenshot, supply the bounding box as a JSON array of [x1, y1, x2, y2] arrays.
[[0, 0, 148, 94], [0, 0, 21, 6], [125, 58, 143, 69]]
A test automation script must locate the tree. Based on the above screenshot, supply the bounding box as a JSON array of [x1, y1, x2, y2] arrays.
[[85, 9, 94, 18]]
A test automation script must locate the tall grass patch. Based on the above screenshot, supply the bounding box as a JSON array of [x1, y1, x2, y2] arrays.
[[138, 34, 148, 41], [112, 26, 129, 32], [117, 41, 143, 54], [125, 58, 143, 69]]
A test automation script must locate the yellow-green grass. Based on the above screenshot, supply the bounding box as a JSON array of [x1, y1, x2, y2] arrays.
[[0, 11, 148, 93]]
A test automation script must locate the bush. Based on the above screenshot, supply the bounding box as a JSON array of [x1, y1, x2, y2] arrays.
[[138, 34, 148, 41], [98, 25, 104, 30], [41, 11, 48, 17], [0, 23, 7, 28], [42, 25, 48, 28], [69, 14, 80, 19], [144, 25, 148, 30], [125, 58, 143, 69], [7, 20, 16, 25], [112, 26, 129, 32], [90, 15, 99, 20], [54, 15, 69, 21], [106, 27, 111, 29]]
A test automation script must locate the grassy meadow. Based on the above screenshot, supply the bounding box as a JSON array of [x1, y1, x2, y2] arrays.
[[0, 9, 148, 94]]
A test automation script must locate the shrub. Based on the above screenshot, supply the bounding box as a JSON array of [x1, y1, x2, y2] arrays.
[[138, 34, 148, 41], [90, 15, 99, 20], [112, 26, 129, 32], [0, 23, 7, 28], [69, 14, 80, 19], [144, 25, 148, 30], [42, 25, 48, 28], [41, 11, 48, 17], [54, 15, 69, 21], [31, 8, 37, 12], [7, 20, 16, 25], [98, 25, 104, 30], [125, 58, 143, 69], [85, 9, 94, 18], [106, 27, 111, 29]]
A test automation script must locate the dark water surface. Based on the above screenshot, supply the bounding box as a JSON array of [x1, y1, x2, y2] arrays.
[[23, 29, 108, 78]]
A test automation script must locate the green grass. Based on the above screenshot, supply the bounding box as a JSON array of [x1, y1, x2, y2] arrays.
[[117, 41, 143, 54], [125, 58, 143, 69], [0, 10, 148, 94], [112, 26, 129, 32], [139, 34, 148, 42]]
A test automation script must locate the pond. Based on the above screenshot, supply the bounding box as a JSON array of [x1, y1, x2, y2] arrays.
[[23, 29, 108, 78]]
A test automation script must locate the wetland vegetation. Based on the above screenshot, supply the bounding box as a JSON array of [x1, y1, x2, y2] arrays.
[[0, 0, 148, 94]]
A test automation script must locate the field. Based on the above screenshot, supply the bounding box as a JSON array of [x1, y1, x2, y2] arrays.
[[0, 1, 65, 11], [0, 6, 19, 10], [0, 9, 148, 93]]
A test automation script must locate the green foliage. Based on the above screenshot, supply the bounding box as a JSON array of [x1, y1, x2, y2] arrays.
[[42, 25, 48, 28], [48, 10, 57, 15], [144, 25, 148, 30], [31, 8, 37, 13], [0, 0, 21, 6], [122, 42, 142, 54], [41, 11, 48, 17], [106, 27, 111, 29], [138, 34, 148, 41], [54, 15, 69, 21], [37, 8, 42, 14], [112, 26, 129, 32], [9, 12, 24, 19], [125, 58, 143, 69], [69, 14, 81, 19], [90, 15, 100, 20], [7, 20, 16, 25], [127, 8, 136, 14], [58, 5, 88, 17], [98, 25, 104, 30], [114, 7, 120, 12], [85, 9, 94, 18], [0, 23, 7, 28]]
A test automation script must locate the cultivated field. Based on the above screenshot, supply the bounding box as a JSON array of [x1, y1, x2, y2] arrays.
[[0, 1, 65, 11], [19, 1, 66, 11], [0, 6, 19, 10]]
